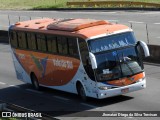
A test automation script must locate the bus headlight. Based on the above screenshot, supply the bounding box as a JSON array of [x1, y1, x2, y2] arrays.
[[136, 77, 145, 83], [98, 86, 109, 90]]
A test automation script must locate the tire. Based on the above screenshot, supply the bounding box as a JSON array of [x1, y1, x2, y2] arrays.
[[77, 84, 87, 101], [31, 74, 40, 90]]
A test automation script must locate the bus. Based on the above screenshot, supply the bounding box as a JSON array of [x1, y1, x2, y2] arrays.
[[9, 18, 150, 100]]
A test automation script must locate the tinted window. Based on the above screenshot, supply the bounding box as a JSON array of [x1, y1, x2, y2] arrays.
[[95, 46, 143, 81], [79, 39, 95, 80], [68, 38, 78, 58], [96, 52, 121, 81], [10, 31, 18, 48], [37, 34, 46, 52], [57, 37, 68, 55], [17, 32, 27, 49], [27, 33, 37, 50], [47, 35, 57, 53]]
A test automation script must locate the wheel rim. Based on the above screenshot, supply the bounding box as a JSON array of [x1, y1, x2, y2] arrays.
[[79, 85, 86, 100], [32, 75, 39, 90], [34, 79, 39, 89]]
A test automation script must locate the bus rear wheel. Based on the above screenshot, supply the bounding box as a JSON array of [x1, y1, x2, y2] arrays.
[[31, 74, 40, 90], [77, 84, 87, 101]]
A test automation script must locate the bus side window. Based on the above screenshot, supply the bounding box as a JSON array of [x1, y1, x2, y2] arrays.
[[68, 37, 79, 58], [47, 35, 57, 53], [17, 32, 27, 49], [57, 36, 68, 55], [37, 34, 47, 52], [10, 31, 18, 48], [79, 39, 95, 80], [27, 33, 37, 50]]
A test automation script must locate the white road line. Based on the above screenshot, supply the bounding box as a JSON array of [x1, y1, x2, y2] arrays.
[[26, 89, 43, 94], [72, 12, 117, 14], [0, 82, 6, 85], [128, 21, 144, 24], [107, 19, 118, 21], [9, 85, 20, 88], [143, 12, 160, 15], [156, 37, 160, 39], [154, 23, 160, 25], [53, 96, 69, 101], [81, 103, 98, 108]]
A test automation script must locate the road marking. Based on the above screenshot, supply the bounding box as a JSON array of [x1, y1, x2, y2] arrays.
[[143, 12, 160, 15], [71, 12, 117, 14], [81, 103, 98, 108], [26, 89, 43, 94], [0, 82, 6, 85], [107, 20, 119, 22], [154, 23, 160, 25], [9, 85, 20, 88], [53, 96, 69, 101], [128, 21, 144, 24]]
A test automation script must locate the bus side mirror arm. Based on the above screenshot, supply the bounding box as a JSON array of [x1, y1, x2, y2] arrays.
[[138, 41, 150, 57], [89, 52, 97, 69]]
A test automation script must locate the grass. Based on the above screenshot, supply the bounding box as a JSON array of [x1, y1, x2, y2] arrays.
[[0, 0, 159, 10], [0, 0, 67, 10]]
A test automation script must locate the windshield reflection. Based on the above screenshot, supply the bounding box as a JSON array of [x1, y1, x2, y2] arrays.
[[95, 46, 143, 81]]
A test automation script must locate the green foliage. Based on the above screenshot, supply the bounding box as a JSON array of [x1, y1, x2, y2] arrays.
[[0, 0, 159, 10], [0, 0, 67, 9]]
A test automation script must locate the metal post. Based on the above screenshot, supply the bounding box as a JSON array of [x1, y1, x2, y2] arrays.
[[8, 15, 11, 26], [19, 16, 21, 22], [130, 22, 133, 29], [146, 24, 149, 44]]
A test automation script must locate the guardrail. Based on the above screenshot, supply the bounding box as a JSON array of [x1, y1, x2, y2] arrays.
[[67, 1, 160, 8]]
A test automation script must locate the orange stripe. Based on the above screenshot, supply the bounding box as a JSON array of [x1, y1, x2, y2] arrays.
[[15, 49, 80, 86], [107, 72, 144, 86]]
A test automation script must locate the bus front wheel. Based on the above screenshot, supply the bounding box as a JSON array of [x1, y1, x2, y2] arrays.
[[77, 83, 87, 101], [31, 74, 40, 90]]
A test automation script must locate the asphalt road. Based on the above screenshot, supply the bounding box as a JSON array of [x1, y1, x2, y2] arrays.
[[0, 43, 160, 120], [0, 10, 160, 45]]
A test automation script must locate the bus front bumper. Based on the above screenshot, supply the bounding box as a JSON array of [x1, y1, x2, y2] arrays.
[[97, 79, 146, 99]]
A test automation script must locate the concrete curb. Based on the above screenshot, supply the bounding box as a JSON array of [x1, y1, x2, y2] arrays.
[[31, 7, 160, 11], [0, 30, 159, 64], [145, 45, 160, 64]]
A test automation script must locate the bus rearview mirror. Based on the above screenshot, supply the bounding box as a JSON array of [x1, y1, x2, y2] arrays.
[[138, 41, 150, 57], [89, 52, 97, 69]]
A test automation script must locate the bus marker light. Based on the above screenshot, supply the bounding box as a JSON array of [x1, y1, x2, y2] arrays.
[[98, 86, 108, 90]]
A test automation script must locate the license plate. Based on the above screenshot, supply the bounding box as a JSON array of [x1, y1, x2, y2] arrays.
[[121, 88, 129, 93]]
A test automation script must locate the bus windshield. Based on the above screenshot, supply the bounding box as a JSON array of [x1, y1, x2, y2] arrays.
[[88, 32, 143, 81], [94, 46, 143, 81]]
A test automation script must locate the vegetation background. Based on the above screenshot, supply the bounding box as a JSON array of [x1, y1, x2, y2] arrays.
[[0, 0, 159, 10]]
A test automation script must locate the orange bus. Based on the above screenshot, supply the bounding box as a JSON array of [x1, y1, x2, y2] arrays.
[[9, 18, 150, 100]]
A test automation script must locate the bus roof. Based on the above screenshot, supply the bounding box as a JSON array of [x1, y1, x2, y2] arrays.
[[11, 18, 130, 40]]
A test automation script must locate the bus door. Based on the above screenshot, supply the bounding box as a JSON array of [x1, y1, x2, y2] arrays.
[[78, 39, 97, 93]]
